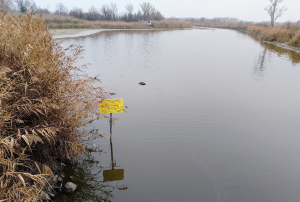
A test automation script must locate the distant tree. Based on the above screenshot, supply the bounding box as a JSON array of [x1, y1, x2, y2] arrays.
[[188, 18, 195, 23], [35, 5, 50, 14], [125, 3, 133, 21], [110, 3, 118, 21], [264, 0, 287, 27], [125, 3, 133, 14], [55, 2, 68, 16], [139, 2, 163, 21], [0, 0, 12, 12], [69, 7, 84, 19], [200, 17, 206, 22], [86, 5, 100, 21], [153, 10, 164, 20], [169, 17, 179, 21], [134, 10, 142, 21], [140, 2, 152, 20], [13, 0, 35, 13], [101, 4, 112, 21], [35, 7, 50, 14]]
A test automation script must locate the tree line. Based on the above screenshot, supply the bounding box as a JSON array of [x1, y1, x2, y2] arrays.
[[1, 0, 297, 26], [0, 0, 164, 22]]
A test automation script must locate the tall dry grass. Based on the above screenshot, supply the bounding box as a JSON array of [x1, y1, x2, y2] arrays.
[[195, 22, 300, 47], [42, 14, 192, 29], [0, 12, 111, 201]]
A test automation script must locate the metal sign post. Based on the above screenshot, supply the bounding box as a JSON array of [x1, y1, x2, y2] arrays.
[[110, 112, 113, 140], [100, 99, 124, 182], [109, 112, 114, 168]]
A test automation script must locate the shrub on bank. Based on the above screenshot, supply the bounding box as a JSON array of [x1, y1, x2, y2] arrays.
[[289, 32, 300, 47], [0, 12, 110, 201]]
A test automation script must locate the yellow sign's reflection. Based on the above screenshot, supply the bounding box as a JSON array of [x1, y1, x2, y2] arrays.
[[103, 135, 124, 182]]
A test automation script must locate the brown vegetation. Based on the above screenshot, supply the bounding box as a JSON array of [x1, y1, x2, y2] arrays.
[[195, 22, 300, 47], [0, 12, 111, 201], [43, 14, 192, 29]]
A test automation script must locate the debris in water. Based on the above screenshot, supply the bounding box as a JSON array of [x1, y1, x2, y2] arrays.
[[117, 185, 129, 190]]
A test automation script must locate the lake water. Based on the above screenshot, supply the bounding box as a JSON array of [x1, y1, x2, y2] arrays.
[[55, 29, 300, 202]]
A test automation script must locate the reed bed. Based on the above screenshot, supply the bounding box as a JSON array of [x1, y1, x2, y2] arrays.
[[195, 22, 300, 47], [43, 14, 192, 29], [0, 12, 111, 201]]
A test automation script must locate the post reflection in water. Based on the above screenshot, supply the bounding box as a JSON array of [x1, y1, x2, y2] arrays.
[[103, 128, 125, 182]]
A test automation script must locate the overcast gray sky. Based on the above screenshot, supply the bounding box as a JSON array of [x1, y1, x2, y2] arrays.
[[34, 0, 299, 22]]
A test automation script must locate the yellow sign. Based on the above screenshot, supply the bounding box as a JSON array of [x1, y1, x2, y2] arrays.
[[100, 99, 124, 114]]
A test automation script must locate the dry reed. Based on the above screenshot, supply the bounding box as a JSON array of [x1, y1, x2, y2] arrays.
[[0, 12, 111, 201], [42, 14, 192, 29], [195, 22, 300, 47]]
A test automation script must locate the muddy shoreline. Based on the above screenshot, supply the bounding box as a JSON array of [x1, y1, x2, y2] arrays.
[[262, 41, 300, 54]]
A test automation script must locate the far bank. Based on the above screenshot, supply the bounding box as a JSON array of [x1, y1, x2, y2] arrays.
[[194, 22, 300, 53], [44, 14, 192, 30]]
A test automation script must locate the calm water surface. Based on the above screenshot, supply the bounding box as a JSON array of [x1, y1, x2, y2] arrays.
[[55, 29, 300, 202]]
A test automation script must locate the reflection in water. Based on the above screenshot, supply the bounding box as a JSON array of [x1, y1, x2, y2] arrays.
[[253, 48, 268, 80], [61, 30, 164, 73], [54, 152, 114, 202], [103, 121, 125, 182], [259, 42, 300, 64], [55, 128, 126, 202], [253, 39, 300, 80], [255, 39, 300, 64]]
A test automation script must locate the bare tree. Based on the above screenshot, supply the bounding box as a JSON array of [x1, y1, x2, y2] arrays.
[[35, 5, 50, 14], [0, 0, 12, 12], [110, 3, 118, 21], [264, 0, 287, 27], [86, 5, 100, 21], [69, 7, 84, 19], [13, 0, 35, 13], [134, 10, 142, 21], [153, 10, 164, 21], [139, 2, 163, 21], [55, 2, 68, 16], [101, 4, 112, 21], [35, 7, 50, 14], [125, 3, 133, 14], [124, 3, 134, 22], [140, 2, 152, 20]]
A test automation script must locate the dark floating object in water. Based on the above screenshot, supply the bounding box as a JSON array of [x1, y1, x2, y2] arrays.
[[139, 82, 146, 85]]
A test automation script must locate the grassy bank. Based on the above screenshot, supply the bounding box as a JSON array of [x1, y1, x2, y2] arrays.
[[43, 14, 192, 29], [0, 12, 111, 201], [195, 22, 300, 47]]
